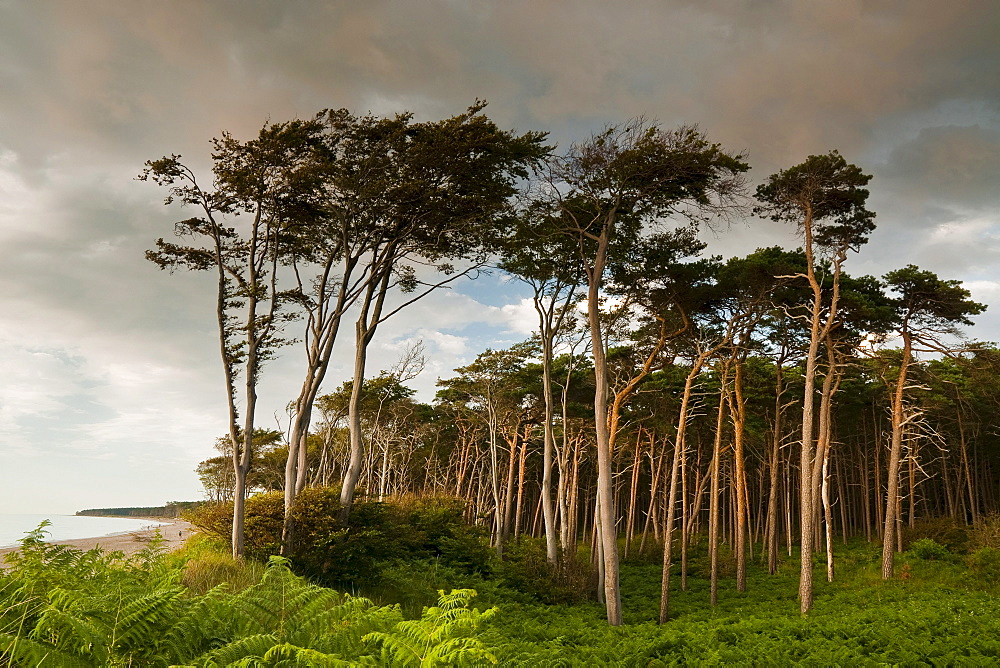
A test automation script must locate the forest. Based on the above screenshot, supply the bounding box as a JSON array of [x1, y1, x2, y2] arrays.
[[4, 104, 1000, 665]]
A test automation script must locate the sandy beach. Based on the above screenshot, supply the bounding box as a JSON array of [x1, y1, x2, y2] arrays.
[[0, 518, 195, 563]]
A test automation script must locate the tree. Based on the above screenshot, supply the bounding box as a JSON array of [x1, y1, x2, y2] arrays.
[[500, 214, 584, 564], [435, 343, 539, 556], [143, 119, 321, 558], [196, 430, 286, 500], [319, 104, 548, 519], [541, 119, 748, 625], [755, 150, 875, 614], [879, 265, 985, 579]]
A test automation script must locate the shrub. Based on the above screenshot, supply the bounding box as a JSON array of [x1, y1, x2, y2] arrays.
[[967, 547, 1000, 585], [903, 516, 970, 553], [907, 538, 951, 561], [396, 495, 493, 575], [970, 514, 1000, 551], [186, 488, 493, 595], [494, 537, 595, 604]]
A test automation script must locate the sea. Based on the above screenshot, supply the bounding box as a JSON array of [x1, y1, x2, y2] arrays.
[[0, 514, 172, 548]]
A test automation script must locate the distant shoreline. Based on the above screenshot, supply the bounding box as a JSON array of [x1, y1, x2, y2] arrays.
[[0, 518, 195, 564]]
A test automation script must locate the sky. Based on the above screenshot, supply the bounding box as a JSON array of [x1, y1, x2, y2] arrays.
[[1, 0, 998, 515]]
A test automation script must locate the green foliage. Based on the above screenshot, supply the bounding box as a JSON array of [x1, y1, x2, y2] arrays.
[[754, 150, 875, 250], [186, 490, 491, 591], [364, 589, 497, 666], [906, 538, 951, 561], [0, 525, 497, 667], [903, 516, 971, 553], [494, 538, 595, 605], [482, 557, 1000, 665], [967, 547, 1000, 585]]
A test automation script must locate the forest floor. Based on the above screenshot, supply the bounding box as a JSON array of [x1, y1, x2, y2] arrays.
[[478, 540, 1000, 665]]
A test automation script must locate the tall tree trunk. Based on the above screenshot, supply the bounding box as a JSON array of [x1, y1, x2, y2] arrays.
[[882, 331, 913, 579], [586, 230, 622, 626], [624, 430, 643, 558], [727, 359, 749, 593], [659, 353, 710, 623], [709, 388, 727, 606], [767, 358, 786, 574], [341, 266, 393, 516]]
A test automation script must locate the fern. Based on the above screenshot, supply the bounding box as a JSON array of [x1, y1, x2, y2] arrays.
[[260, 642, 363, 666], [107, 586, 185, 659], [0, 631, 94, 667], [0, 525, 499, 667], [364, 589, 497, 666], [195, 632, 281, 665], [159, 582, 234, 662]]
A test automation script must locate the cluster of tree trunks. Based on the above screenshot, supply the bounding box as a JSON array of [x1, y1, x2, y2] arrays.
[[148, 110, 988, 626]]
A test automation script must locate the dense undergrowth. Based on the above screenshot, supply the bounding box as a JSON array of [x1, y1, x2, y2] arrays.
[[0, 523, 495, 666], [4, 505, 1000, 665]]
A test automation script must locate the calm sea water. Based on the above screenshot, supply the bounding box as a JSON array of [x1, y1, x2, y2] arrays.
[[0, 514, 171, 548]]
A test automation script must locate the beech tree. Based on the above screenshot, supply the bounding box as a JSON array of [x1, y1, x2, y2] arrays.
[[542, 120, 748, 625], [318, 104, 548, 519], [143, 120, 321, 558], [755, 151, 875, 614], [499, 215, 584, 563], [435, 343, 539, 556]]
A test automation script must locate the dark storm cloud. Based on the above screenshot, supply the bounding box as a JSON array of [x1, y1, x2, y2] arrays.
[[883, 125, 1000, 209], [0, 0, 998, 512]]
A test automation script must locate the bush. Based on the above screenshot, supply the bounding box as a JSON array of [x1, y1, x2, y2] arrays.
[[970, 514, 1000, 551], [903, 516, 970, 553], [185, 489, 493, 594], [967, 547, 1000, 585], [494, 537, 595, 604], [394, 495, 493, 575], [907, 538, 951, 561]]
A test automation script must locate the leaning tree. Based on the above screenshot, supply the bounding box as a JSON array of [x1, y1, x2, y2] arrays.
[[143, 119, 323, 557], [880, 265, 985, 579], [540, 119, 748, 625]]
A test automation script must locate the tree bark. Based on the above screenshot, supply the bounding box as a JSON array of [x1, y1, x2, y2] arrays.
[[882, 331, 913, 579]]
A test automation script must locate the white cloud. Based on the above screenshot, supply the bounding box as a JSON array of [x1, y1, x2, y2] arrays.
[[499, 298, 539, 336]]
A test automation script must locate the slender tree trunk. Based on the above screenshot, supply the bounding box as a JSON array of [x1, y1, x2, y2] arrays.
[[767, 359, 786, 574], [727, 360, 749, 593], [659, 437, 682, 623], [639, 437, 665, 556], [540, 334, 560, 562], [624, 431, 643, 558], [659, 355, 709, 623], [586, 229, 622, 625], [823, 452, 834, 582], [882, 331, 912, 579], [709, 388, 727, 606]]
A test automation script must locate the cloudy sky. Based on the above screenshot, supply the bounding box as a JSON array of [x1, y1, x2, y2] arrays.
[[1, 1, 998, 515]]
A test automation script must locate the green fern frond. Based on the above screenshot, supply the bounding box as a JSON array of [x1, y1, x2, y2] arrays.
[[423, 637, 498, 666], [363, 589, 496, 667], [0, 630, 94, 668], [31, 603, 110, 662], [160, 583, 234, 663], [199, 632, 280, 665], [260, 641, 361, 666], [108, 586, 185, 655]]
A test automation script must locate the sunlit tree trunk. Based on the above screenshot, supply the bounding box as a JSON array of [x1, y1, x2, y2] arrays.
[[882, 331, 912, 579]]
